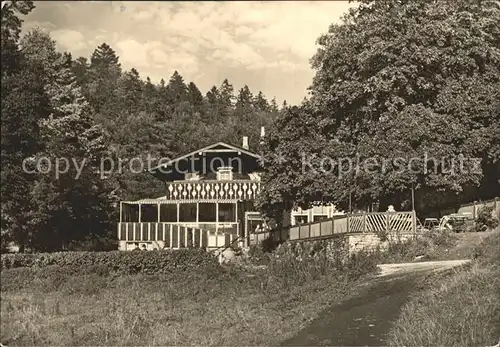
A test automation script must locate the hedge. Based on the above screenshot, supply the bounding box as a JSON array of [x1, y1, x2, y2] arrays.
[[0, 249, 219, 275]]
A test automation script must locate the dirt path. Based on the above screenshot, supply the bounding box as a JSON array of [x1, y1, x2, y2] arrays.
[[377, 259, 470, 277], [282, 260, 470, 346]]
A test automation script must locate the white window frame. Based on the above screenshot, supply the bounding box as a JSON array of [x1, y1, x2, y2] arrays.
[[294, 215, 308, 225], [217, 166, 233, 181]]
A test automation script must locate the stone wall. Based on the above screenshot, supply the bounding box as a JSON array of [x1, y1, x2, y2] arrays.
[[274, 231, 417, 261], [346, 232, 416, 254]]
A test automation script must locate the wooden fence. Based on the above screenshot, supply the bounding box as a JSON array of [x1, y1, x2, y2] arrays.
[[252, 211, 416, 244]]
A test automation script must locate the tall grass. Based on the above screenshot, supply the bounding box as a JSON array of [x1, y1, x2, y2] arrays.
[[370, 229, 458, 263], [387, 230, 500, 347]]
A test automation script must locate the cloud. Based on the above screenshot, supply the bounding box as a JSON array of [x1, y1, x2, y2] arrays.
[[116, 39, 149, 67], [50, 29, 87, 51], [131, 9, 154, 21], [22, 20, 56, 33], [121, 1, 355, 71], [22, 1, 357, 104], [115, 39, 200, 79]]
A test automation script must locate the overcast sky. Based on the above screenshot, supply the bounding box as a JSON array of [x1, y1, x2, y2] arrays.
[[23, 1, 356, 105]]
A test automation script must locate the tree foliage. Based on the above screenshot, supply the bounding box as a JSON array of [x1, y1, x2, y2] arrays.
[[259, 0, 500, 219]]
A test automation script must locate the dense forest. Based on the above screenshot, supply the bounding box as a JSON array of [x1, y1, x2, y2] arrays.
[[1, 1, 280, 251]]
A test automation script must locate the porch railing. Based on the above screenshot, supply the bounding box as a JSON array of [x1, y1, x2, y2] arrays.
[[165, 180, 261, 201], [117, 222, 238, 249]]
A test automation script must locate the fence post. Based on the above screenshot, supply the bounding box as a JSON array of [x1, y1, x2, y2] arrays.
[[308, 223, 311, 239], [473, 201, 477, 219], [386, 212, 390, 233], [363, 214, 367, 233], [412, 211, 417, 234], [332, 218, 335, 234], [347, 215, 350, 233], [319, 220, 322, 237]]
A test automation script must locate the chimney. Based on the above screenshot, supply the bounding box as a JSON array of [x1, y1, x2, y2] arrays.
[[242, 136, 249, 150], [260, 126, 265, 143]]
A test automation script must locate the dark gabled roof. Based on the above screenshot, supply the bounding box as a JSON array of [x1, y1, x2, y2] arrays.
[[149, 141, 262, 173]]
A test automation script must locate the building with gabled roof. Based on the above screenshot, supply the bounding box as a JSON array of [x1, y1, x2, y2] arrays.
[[118, 132, 339, 251]]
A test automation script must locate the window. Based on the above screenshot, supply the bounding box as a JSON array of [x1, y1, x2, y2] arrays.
[[313, 215, 328, 222], [218, 203, 236, 222], [160, 204, 177, 222], [179, 203, 197, 222], [217, 167, 233, 181], [248, 220, 263, 233], [199, 203, 216, 222], [294, 215, 308, 225], [140, 204, 158, 222], [122, 204, 139, 222]]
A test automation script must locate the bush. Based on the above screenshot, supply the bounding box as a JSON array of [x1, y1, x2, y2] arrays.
[[0, 249, 219, 275], [247, 243, 271, 265], [371, 230, 458, 263], [250, 237, 378, 294], [475, 205, 499, 231]]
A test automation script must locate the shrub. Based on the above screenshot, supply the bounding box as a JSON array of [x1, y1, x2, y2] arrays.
[[371, 230, 458, 263], [475, 205, 499, 231], [253, 237, 378, 294], [247, 243, 271, 265], [0, 249, 219, 275]]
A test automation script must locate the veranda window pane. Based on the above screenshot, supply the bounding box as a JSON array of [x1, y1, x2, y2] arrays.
[[199, 203, 216, 222], [160, 204, 177, 222], [218, 203, 236, 222], [179, 203, 197, 222], [124, 205, 139, 222], [141, 204, 158, 222]]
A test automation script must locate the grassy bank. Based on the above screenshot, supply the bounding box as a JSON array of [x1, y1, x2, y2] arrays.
[[1, 245, 377, 346], [373, 229, 459, 263], [387, 229, 500, 347]]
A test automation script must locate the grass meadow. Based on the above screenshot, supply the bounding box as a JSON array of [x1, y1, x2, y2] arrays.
[[1, 245, 375, 346]]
